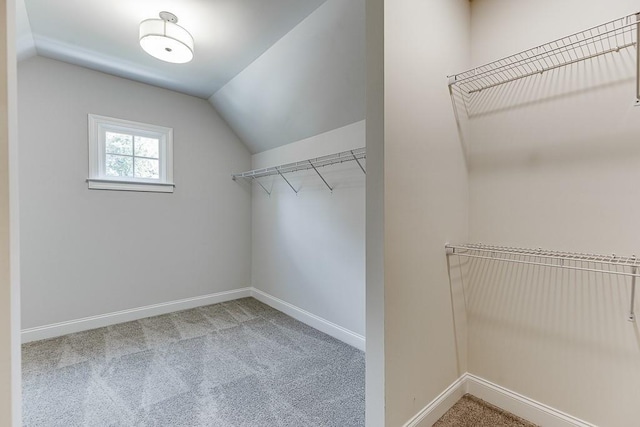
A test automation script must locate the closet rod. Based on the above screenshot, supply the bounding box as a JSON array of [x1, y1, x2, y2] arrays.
[[232, 147, 365, 194], [446, 243, 638, 321], [232, 147, 365, 180]]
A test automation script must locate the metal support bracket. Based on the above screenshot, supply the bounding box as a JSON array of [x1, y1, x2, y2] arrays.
[[351, 150, 366, 174], [309, 160, 333, 192], [630, 265, 637, 322], [234, 175, 271, 197], [635, 13, 640, 106], [253, 178, 271, 196], [277, 169, 298, 194]]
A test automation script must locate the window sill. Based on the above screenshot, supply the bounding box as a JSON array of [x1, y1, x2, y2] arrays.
[[86, 178, 175, 193]]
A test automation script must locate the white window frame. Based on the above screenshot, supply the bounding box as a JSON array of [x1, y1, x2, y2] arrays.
[[87, 114, 174, 193]]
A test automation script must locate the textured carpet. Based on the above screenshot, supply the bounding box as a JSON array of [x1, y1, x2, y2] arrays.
[[22, 297, 365, 427], [434, 394, 537, 427]]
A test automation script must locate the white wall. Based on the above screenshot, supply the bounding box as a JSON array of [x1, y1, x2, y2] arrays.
[[251, 121, 365, 339], [2, 0, 21, 424], [383, 0, 470, 425], [18, 56, 252, 330], [467, 1, 640, 425], [365, 0, 385, 423], [210, 0, 365, 153]]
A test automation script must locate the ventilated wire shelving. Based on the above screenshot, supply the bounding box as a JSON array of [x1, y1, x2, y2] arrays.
[[444, 15, 640, 322], [446, 243, 639, 321], [232, 147, 365, 195], [448, 12, 640, 106]]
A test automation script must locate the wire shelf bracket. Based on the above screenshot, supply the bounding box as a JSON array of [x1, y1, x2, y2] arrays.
[[232, 147, 366, 195], [445, 243, 639, 322], [448, 12, 640, 106]]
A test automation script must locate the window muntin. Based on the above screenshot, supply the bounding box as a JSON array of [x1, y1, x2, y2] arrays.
[[104, 132, 160, 179]]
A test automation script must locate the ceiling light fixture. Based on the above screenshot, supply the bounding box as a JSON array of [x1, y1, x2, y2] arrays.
[[139, 11, 194, 64]]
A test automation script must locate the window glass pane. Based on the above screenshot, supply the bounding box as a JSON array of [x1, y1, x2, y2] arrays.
[[105, 154, 133, 177], [105, 132, 133, 155], [134, 158, 159, 179], [134, 136, 160, 159]]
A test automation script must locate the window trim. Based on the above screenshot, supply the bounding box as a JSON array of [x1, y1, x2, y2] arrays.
[[87, 114, 174, 193]]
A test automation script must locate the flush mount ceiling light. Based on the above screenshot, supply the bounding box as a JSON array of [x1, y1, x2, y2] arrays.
[[139, 11, 194, 64]]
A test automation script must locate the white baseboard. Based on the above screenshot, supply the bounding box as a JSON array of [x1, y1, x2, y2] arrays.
[[404, 373, 597, 427], [21, 287, 366, 352], [250, 288, 366, 351], [465, 374, 597, 427], [403, 375, 467, 427], [21, 288, 252, 343]]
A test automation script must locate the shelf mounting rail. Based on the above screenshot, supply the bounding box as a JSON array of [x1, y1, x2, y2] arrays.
[[445, 243, 639, 322], [232, 147, 365, 195], [448, 12, 640, 104]]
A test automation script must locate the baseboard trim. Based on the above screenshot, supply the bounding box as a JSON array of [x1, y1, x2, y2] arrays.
[[465, 374, 597, 427], [250, 288, 366, 351], [403, 374, 467, 427], [21, 288, 252, 343], [404, 373, 597, 427], [21, 287, 366, 351]]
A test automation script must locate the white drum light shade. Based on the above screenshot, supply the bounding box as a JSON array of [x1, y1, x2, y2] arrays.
[[139, 16, 194, 64]]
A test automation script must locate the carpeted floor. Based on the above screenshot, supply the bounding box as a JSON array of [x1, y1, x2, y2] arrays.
[[22, 297, 365, 427], [434, 394, 537, 427]]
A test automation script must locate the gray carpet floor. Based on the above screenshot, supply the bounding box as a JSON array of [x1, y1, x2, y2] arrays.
[[434, 394, 537, 427], [22, 297, 365, 427]]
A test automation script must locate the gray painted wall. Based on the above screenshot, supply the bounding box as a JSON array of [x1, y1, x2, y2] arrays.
[[18, 56, 252, 329], [210, 0, 365, 153]]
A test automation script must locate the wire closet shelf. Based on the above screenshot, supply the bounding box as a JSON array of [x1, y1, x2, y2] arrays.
[[231, 147, 365, 194], [448, 12, 640, 101], [445, 243, 639, 321]]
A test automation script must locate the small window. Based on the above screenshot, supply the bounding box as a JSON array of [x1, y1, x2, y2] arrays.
[[87, 114, 174, 193]]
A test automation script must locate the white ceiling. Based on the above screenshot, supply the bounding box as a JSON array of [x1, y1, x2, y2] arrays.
[[18, 0, 327, 98]]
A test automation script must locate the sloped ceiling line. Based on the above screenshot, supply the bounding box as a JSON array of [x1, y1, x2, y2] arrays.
[[209, 0, 365, 153]]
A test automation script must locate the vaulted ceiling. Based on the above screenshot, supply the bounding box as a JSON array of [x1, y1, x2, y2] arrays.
[[16, 0, 365, 153]]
